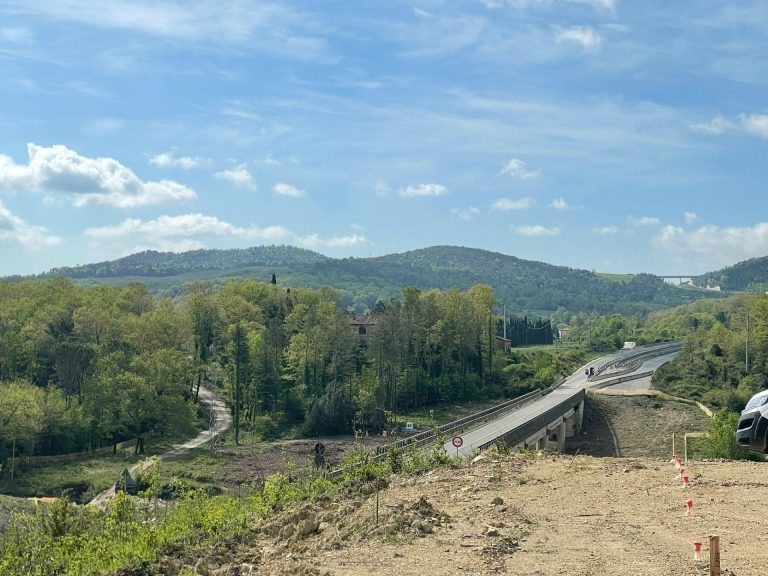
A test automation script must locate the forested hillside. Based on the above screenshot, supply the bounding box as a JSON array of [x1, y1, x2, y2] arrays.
[[40, 245, 328, 279], [647, 294, 768, 411], [0, 278, 583, 481], [695, 255, 768, 293], [18, 245, 719, 314]]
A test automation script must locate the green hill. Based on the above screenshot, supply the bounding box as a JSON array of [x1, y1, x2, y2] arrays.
[[42, 245, 328, 279], [695, 255, 768, 293], [18, 245, 722, 314]]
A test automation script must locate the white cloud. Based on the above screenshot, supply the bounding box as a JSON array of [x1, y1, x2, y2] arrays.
[[512, 224, 560, 237], [482, 0, 615, 11], [296, 233, 369, 249], [214, 166, 256, 190], [550, 197, 569, 210], [653, 223, 768, 269], [264, 155, 281, 166], [0, 143, 196, 208], [274, 182, 306, 198], [742, 114, 768, 138], [399, 183, 448, 198], [11, 1, 332, 62], [0, 199, 61, 248], [84, 214, 291, 241], [593, 225, 619, 235], [556, 26, 602, 50], [628, 215, 661, 226], [690, 115, 735, 135], [689, 113, 768, 138], [491, 196, 535, 211], [500, 158, 539, 180], [684, 212, 699, 225], [451, 206, 480, 220], [150, 150, 201, 170], [375, 181, 392, 197]]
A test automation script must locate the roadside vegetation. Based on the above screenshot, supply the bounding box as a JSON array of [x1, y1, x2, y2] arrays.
[[0, 436, 456, 576]]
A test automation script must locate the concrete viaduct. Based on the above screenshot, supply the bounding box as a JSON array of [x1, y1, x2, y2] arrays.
[[444, 342, 681, 458]]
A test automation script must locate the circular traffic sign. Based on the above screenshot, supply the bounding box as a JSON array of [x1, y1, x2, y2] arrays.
[[452, 436, 463, 448]]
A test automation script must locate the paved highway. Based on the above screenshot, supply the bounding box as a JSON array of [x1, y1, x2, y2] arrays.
[[444, 345, 679, 458]]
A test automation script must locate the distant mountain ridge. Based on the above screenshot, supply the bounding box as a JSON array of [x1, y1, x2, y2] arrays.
[[18, 244, 724, 314], [42, 245, 328, 279]]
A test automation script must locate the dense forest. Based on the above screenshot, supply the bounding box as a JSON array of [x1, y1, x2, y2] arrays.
[[561, 293, 768, 412], [16, 245, 723, 314], [695, 254, 768, 293], [40, 245, 328, 279], [0, 277, 579, 479]]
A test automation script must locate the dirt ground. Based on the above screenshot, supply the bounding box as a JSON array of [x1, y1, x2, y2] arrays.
[[165, 452, 766, 576], [568, 393, 712, 458]]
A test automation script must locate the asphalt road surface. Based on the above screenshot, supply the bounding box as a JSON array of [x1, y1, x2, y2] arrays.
[[444, 347, 679, 458]]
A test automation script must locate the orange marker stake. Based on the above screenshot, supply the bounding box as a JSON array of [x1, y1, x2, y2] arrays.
[[682, 475, 690, 488], [693, 541, 702, 561], [686, 498, 693, 516]]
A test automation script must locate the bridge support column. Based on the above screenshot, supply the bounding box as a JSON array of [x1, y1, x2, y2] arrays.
[[576, 399, 584, 434], [538, 437, 547, 451], [557, 421, 566, 451]]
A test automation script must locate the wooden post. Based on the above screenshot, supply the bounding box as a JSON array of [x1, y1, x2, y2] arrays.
[[709, 535, 721, 576], [684, 434, 688, 463], [672, 433, 676, 458]]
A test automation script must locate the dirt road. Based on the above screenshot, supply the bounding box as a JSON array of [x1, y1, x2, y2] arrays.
[[88, 385, 231, 506]]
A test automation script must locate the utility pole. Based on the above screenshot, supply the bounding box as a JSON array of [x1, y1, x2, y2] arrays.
[[503, 304, 507, 340], [746, 312, 750, 373]]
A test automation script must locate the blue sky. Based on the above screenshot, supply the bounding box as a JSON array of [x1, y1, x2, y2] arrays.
[[1, 0, 767, 276]]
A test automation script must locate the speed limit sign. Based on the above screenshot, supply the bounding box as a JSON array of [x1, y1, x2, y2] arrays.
[[452, 436, 463, 449]]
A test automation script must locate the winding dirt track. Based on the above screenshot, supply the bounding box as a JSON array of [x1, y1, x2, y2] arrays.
[[88, 385, 231, 507]]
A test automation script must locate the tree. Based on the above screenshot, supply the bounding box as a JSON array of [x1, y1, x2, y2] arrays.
[[231, 323, 249, 445]]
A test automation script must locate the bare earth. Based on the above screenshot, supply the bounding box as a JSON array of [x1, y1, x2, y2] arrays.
[[250, 454, 766, 576]]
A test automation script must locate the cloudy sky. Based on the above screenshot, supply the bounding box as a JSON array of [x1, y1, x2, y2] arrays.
[[1, 0, 767, 276]]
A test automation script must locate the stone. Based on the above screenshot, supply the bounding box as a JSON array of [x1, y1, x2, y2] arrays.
[[483, 526, 500, 537], [491, 496, 504, 505]]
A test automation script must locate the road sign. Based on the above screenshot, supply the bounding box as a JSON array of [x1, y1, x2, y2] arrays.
[[314, 442, 325, 455], [452, 436, 463, 457], [405, 421, 414, 433], [314, 453, 325, 469]]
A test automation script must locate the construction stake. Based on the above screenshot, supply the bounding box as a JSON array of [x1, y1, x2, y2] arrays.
[[709, 535, 721, 576]]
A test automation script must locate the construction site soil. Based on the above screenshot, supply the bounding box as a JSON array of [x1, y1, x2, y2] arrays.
[[141, 395, 764, 576], [146, 453, 765, 576]]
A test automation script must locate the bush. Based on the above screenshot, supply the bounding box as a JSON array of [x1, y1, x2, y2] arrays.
[[704, 410, 758, 460]]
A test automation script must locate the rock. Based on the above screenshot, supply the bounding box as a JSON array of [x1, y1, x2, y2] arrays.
[[296, 518, 320, 539], [279, 524, 295, 539], [318, 522, 330, 532], [483, 526, 500, 537], [491, 496, 504, 505], [473, 455, 487, 465]]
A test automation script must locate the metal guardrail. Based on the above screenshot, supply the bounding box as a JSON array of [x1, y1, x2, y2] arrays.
[[592, 342, 681, 380], [328, 388, 545, 478], [590, 370, 655, 390], [476, 389, 586, 452], [373, 388, 544, 458]]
